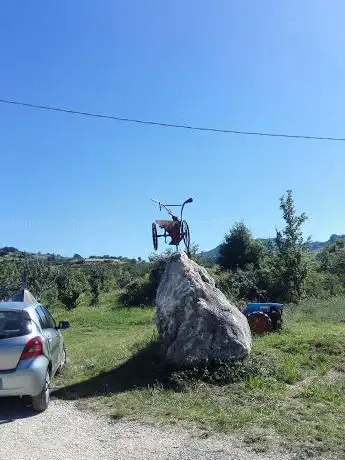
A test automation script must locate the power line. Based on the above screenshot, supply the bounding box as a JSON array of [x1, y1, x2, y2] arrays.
[[0, 97, 344, 142]]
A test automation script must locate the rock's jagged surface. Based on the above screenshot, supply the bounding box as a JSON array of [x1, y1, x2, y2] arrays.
[[155, 252, 252, 366]]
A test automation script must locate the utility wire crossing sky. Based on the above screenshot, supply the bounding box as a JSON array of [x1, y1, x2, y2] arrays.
[[1, 98, 345, 142]]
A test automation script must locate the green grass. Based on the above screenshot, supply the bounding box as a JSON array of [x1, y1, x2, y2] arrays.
[[53, 295, 345, 458]]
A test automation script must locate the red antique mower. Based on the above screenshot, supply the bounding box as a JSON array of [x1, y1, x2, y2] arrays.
[[151, 197, 193, 252]]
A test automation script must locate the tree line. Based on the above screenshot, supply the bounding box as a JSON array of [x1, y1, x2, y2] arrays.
[[0, 255, 150, 309]]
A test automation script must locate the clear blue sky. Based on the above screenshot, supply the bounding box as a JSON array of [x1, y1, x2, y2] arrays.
[[1, 1, 345, 258]]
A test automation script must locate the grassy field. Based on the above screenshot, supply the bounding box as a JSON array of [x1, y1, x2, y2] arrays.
[[53, 294, 345, 459]]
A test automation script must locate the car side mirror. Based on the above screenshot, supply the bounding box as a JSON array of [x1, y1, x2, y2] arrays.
[[57, 321, 70, 330]]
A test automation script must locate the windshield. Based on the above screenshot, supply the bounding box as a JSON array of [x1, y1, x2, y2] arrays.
[[0, 311, 32, 339]]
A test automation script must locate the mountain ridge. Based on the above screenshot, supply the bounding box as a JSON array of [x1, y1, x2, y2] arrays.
[[200, 234, 345, 262]]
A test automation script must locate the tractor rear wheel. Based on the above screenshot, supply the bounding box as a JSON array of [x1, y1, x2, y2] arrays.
[[247, 312, 272, 334], [152, 223, 158, 250]]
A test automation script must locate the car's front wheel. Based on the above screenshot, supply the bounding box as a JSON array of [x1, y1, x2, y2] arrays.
[[32, 371, 50, 412]]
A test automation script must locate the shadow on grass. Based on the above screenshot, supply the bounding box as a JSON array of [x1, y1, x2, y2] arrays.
[[53, 341, 174, 400], [53, 341, 258, 401]]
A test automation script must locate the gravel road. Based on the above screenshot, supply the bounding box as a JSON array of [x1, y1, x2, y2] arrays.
[[0, 398, 293, 460]]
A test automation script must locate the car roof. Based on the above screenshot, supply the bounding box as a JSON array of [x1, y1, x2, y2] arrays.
[[0, 289, 40, 312], [0, 301, 39, 311]]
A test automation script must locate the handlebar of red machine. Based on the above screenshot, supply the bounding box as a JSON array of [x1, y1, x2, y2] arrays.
[[151, 198, 193, 220]]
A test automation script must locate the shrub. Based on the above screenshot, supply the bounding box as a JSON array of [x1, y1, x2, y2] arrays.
[[119, 252, 170, 307], [118, 276, 153, 307]]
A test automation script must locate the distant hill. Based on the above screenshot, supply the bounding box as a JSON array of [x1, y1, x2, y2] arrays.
[[199, 246, 221, 261], [200, 234, 345, 262], [0, 248, 140, 265], [308, 234, 345, 250], [2, 234, 345, 266]]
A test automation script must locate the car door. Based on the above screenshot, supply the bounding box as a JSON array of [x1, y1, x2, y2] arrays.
[[41, 306, 62, 374], [36, 305, 61, 374]]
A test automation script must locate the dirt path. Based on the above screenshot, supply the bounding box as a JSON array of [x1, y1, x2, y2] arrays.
[[0, 398, 291, 460]]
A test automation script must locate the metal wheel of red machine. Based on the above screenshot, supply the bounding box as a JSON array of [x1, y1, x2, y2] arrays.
[[152, 223, 158, 250], [181, 220, 190, 251], [247, 311, 272, 334]]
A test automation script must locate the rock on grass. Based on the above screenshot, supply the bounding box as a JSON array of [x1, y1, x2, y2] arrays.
[[156, 252, 252, 366]]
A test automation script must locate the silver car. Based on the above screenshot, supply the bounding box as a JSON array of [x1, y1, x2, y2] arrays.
[[0, 292, 69, 412]]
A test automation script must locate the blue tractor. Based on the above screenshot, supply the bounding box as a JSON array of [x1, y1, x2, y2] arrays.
[[242, 302, 284, 334]]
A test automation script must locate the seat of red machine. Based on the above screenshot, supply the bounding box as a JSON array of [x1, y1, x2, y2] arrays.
[[155, 220, 179, 228]]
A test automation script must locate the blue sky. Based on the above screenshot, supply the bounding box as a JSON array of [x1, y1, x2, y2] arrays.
[[1, 1, 345, 258]]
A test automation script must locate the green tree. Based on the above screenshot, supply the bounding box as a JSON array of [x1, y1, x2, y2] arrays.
[[118, 250, 171, 307], [218, 222, 263, 270], [275, 190, 310, 302], [87, 264, 107, 305], [0, 258, 21, 299], [55, 269, 86, 310], [21, 258, 55, 299], [317, 239, 345, 275]]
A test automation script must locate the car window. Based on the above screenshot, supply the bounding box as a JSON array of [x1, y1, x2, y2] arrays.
[[0, 310, 32, 339], [41, 306, 56, 329], [35, 306, 48, 329]]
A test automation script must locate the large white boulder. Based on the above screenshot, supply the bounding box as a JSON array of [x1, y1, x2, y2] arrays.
[[155, 252, 252, 366]]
